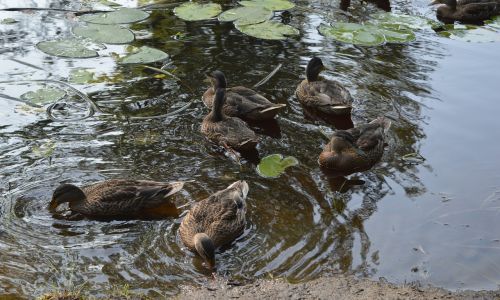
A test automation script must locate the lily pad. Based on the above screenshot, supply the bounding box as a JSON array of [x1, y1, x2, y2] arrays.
[[378, 23, 416, 43], [256, 154, 299, 178], [80, 8, 149, 24], [319, 23, 386, 46], [438, 24, 500, 43], [1, 18, 18, 24], [485, 16, 500, 30], [239, 0, 295, 11], [218, 6, 273, 26], [37, 39, 98, 58], [119, 46, 169, 64], [174, 2, 222, 21], [69, 69, 96, 84], [236, 21, 299, 40], [370, 12, 440, 30], [20, 87, 66, 104], [73, 24, 134, 44]]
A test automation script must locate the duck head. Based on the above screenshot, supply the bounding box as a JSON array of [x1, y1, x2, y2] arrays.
[[207, 70, 227, 90], [306, 57, 326, 82], [49, 183, 86, 211], [193, 233, 216, 270]]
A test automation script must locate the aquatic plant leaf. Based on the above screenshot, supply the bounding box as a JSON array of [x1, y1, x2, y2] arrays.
[[370, 12, 440, 30], [20, 87, 66, 104], [438, 24, 500, 43], [257, 154, 299, 178], [69, 69, 96, 84], [32, 140, 56, 158], [239, 0, 295, 11], [1, 18, 18, 24], [218, 6, 273, 26], [485, 16, 500, 30], [72, 24, 134, 44], [378, 24, 416, 43], [174, 2, 222, 21], [37, 39, 98, 58], [80, 8, 149, 24], [236, 21, 299, 40], [318, 23, 385, 46], [119, 46, 169, 64]]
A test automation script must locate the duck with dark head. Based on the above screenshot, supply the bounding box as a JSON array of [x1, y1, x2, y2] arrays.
[[430, 0, 500, 24]]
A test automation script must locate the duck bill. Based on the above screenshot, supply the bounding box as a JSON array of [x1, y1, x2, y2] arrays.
[[48, 199, 59, 212]]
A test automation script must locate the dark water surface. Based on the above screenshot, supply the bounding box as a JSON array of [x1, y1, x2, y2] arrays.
[[1, 0, 499, 298]]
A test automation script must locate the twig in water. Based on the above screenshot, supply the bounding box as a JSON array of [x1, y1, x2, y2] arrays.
[[9, 58, 44, 71], [0, 93, 42, 108], [0, 7, 111, 16], [253, 63, 282, 89]]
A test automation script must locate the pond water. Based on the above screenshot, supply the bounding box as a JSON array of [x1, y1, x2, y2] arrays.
[[1, 0, 500, 298]]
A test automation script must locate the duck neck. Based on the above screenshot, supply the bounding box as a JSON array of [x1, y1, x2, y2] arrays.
[[210, 88, 226, 122], [306, 68, 320, 82], [447, 0, 457, 10], [194, 233, 215, 269]]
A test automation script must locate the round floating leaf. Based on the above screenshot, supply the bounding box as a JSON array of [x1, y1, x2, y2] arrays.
[[21, 87, 66, 104], [239, 0, 295, 11], [378, 23, 416, 43], [119, 46, 169, 64], [257, 154, 299, 178], [218, 6, 273, 26], [174, 2, 222, 21], [72, 24, 134, 44], [80, 8, 149, 24], [1, 18, 18, 24], [318, 23, 385, 46], [69, 69, 96, 84], [37, 39, 98, 58], [370, 12, 440, 30], [236, 21, 299, 40], [485, 16, 500, 30], [437, 24, 500, 43]]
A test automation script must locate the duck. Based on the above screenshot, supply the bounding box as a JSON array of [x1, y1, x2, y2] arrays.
[[201, 87, 259, 152], [430, 0, 500, 23], [49, 179, 185, 220], [179, 180, 249, 270], [295, 57, 353, 116], [203, 71, 286, 122], [319, 117, 391, 176]]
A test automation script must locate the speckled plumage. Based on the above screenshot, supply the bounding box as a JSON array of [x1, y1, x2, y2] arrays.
[[431, 0, 500, 23]]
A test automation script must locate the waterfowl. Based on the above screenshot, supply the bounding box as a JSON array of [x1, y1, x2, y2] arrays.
[[296, 57, 353, 116], [319, 117, 391, 176], [179, 180, 249, 270], [203, 71, 286, 122], [430, 0, 500, 23], [201, 87, 259, 151], [49, 179, 185, 220]]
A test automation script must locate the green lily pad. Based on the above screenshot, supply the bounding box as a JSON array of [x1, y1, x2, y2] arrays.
[[174, 2, 222, 21], [485, 16, 500, 30], [69, 69, 96, 84], [257, 154, 299, 178], [80, 8, 149, 24], [218, 6, 273, 26], [72, 24, 134, 44], [319, 23, 386, 46], [32, 140, 56, 158], [378, 23, 416, 43], [239, 0, 295, 11], [20, 87, 66, 104], [37, 39, 98, 58], [1, 18, 18, 24], [236, 21, 299, 40], [119, 46, 169, 64], [370, 12, 440, 30], [438, 24, 500, 43]]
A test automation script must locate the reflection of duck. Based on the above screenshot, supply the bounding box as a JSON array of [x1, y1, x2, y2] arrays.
[[179, 180, 248, 270], [203, 71, 286, 122], [319, 117, 391, 175], [340, 0, 391, 11], [201, 87, 259, 152], [296, 57, 353, 116], [430, 0, 500, 23], [49, 180, 185, 220]]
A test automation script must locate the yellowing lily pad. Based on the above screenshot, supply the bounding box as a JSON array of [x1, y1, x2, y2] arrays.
[[236, 21, 299, 40], [239, 0, 295, 11], [37, 39, 98, 58], [119, 46, 169, 64], [69, 69, 96, 84], [80, 8, 149, 24], [218, 6, 273, 26], [72, 24, 134, 44], [1, 18, 18, 24], [319, 23, 386, 46], [20, 87, 66, 104], [174, 2, 222, 21], [256, 154, 299, 178]]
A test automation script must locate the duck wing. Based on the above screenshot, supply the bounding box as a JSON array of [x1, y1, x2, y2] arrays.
[[202, 116, 258, 150], [297, 80, 353, 114], [461, 2, 499, 20]]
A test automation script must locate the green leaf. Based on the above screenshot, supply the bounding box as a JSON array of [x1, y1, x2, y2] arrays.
[[32, 140, 56, 158], [319, 23, 386, 46], [218, 6, 273, 26], [236, 21, 299, 40], [80, 8, 149, 24], [37, 39, 98, 58], [1, 18, 18, 24], [485, 16, 500, 30], [369, 12, 439, 30], [256, 154, 299, 178], [239, 0, 295, 11], [69, 69, 96, 84], [174, 2, 222, 21], [20, 87, 66, 104], [72, 24, 134, 44], [119, 46, 169, 64], [438, 24, 500, 43], [378, 23, 416, 43]]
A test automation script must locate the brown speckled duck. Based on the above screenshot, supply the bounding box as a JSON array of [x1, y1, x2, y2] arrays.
[[319, 117, 391, 176], [201, 86, 259, 151], [296, 57, 353, 116], [430, 0, 500, 23], [179, 180, 248, 270], [203, 71, 286, 122], [49, 179, 185, 220]]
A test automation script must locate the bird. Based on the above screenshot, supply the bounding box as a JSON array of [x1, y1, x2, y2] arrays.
[[295, 57, 353, 116], [201, 86, 259, 152], [202, 70, 286, 122], [179, 180, 249, 270], [430, 0, 500, 23], [49, 179, 185, 220], [319, 117, 391, 176]]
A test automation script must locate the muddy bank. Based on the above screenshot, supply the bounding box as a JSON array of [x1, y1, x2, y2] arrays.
[[176, 276, 500, 300]]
